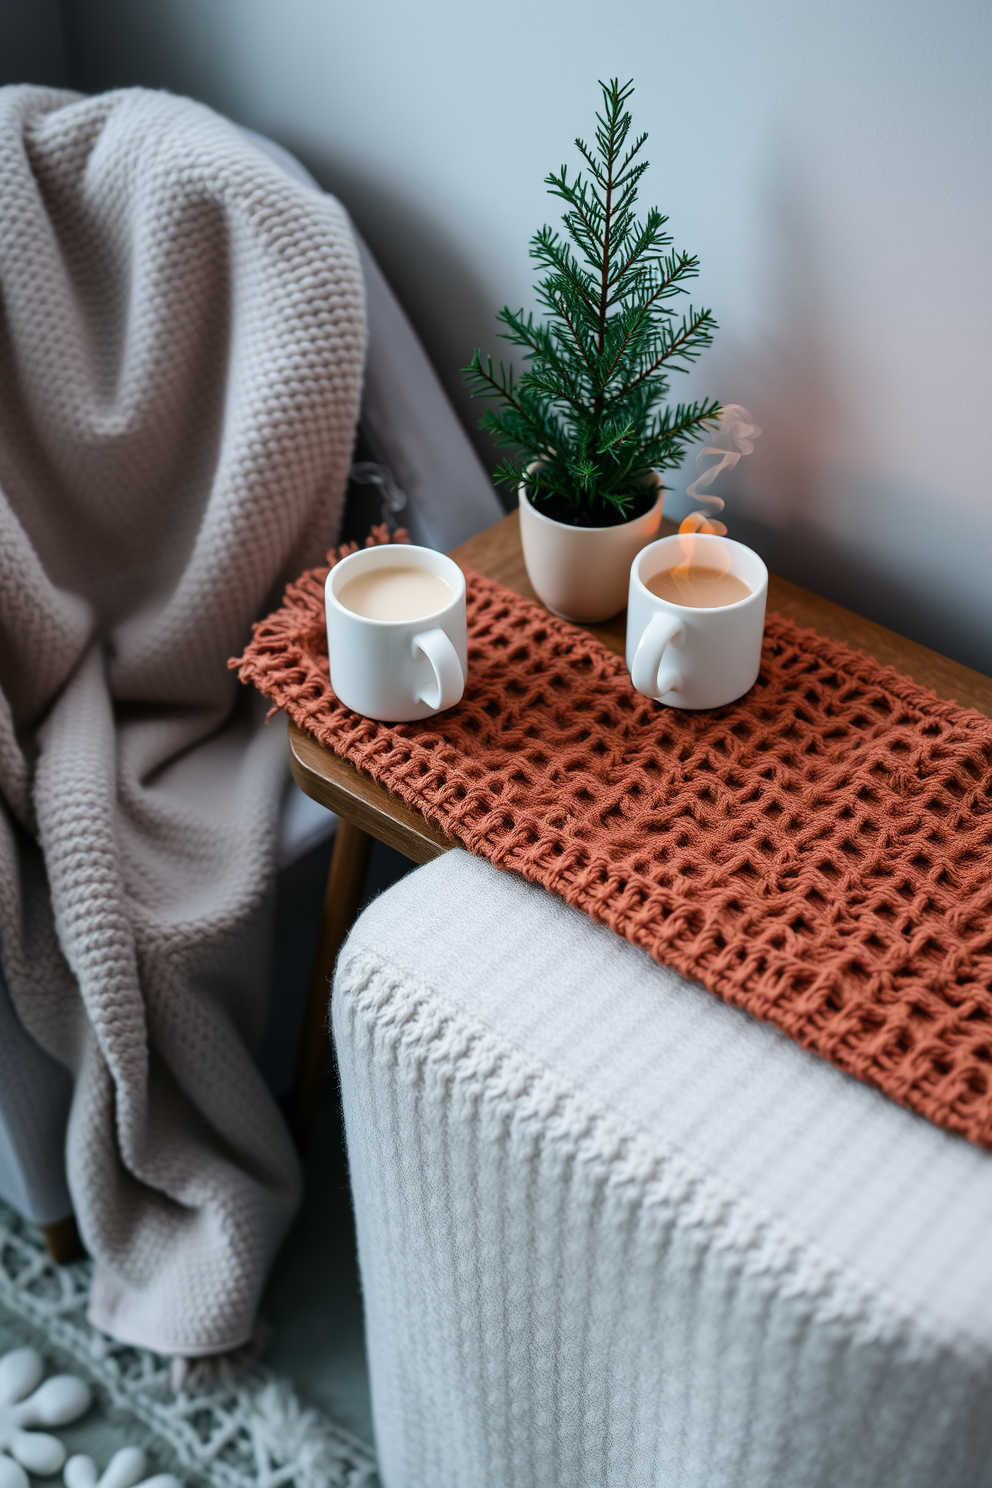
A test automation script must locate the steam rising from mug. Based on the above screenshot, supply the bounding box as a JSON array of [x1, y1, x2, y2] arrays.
[[678, 404, 762, 538]]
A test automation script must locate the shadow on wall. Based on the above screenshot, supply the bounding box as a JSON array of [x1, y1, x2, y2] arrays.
[[0, 0, 67, 85], [269, 135, 514, 501], [732, 502, 992, 673], [694, 159, 992, 677]]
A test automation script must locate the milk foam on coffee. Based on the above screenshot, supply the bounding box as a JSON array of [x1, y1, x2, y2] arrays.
[[337, 566, 455, 621], [647, 565, 752, 609]]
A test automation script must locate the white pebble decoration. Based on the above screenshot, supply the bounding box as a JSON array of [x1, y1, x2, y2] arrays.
[[64, 1447, 183, 1488], [0, 1348, 92, 1488]]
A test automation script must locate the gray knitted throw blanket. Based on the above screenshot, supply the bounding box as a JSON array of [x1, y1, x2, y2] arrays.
[[0, 86, 365, 1355]]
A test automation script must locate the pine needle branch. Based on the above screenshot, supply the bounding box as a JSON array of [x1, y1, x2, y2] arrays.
[[463, 78, 720, 520]]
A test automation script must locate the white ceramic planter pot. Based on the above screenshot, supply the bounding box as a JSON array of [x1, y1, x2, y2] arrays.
[[518, 476, 664, 623]]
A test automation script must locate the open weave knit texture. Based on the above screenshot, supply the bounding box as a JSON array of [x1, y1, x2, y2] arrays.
[[235, 539, 992, 1148]]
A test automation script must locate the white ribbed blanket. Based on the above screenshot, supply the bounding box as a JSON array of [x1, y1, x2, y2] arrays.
[[336, 851, 992, 1488], [0, 85, 365, 1355]]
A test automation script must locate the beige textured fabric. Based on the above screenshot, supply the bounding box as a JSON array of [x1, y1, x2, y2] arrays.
[[0, 86, 365, 1355]]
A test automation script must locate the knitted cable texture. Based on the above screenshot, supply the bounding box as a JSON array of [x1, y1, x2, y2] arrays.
[[235, 542, 992, 1147]]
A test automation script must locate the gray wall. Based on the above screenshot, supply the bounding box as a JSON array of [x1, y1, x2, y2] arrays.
[[56, 0, 992, 671], [0, 0, 65, 85]]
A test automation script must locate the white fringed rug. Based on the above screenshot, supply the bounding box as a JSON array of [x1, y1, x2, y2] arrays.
[[0, 1203, 378, 1488]]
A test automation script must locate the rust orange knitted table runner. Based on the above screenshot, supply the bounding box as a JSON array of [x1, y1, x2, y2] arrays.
[[235, 536, 992, 1148]]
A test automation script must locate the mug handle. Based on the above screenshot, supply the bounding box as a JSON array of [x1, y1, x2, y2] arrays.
[[631, 612, 683, 700], [412, 627, 464, 711]]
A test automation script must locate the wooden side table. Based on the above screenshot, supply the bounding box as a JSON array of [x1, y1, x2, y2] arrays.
[[287, 510, 992, 1143]]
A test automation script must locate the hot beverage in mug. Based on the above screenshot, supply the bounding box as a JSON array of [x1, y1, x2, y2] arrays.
[[626, 533, 768, 709], [645, 565, 752, 609], [337, 566, 455, 622], [325, 545, 468, 721]]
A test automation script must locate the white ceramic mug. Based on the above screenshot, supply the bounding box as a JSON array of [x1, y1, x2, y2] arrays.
[[626, 533, 768, 709], [325, 545, 467, 721]]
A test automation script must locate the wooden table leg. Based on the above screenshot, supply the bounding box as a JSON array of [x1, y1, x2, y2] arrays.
[[289, 818, 374, 1149], [42, 1214, 82, 1264]]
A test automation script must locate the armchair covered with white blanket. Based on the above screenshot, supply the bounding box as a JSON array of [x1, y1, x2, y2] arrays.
[[334, 850, 992, 1488]]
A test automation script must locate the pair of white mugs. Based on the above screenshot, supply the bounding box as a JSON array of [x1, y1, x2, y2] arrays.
[[325, 535, 768, 722]]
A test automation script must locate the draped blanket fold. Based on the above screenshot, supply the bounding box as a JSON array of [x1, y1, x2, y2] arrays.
[[0, 85, 365, 1354]]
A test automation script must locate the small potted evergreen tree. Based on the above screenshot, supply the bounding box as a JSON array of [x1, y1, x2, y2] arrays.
[[464, 79, 722, 623]]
